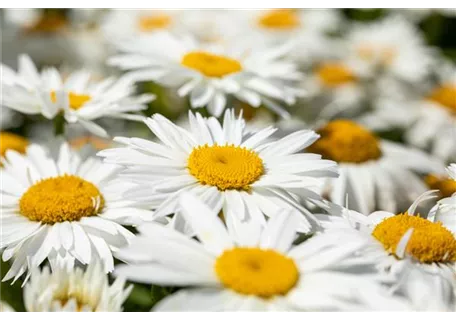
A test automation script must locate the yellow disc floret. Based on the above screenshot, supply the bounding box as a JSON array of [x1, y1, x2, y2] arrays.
[[20, 175, 104, 224], [307, 120, 382, 163], [425, 174, 456, 199], [50, 91, 91, 110], [316, 62, 357, 88], [215, 248, 299, 298], [0, 132, 29, 157], [24, 13, 67, 34], [181, 51, 242, 78], [428, 84, 456, 115], [187, 144, 264, 191], [258, 9, 300, 30], [372, 214, 456, 263], [138, 14, 172, 31]]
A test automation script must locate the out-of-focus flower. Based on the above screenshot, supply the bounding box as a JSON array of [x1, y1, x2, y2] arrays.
[[1, 55, 154, 137], [24, 262, 132, 311], [306, 120, 443, 214], [109, 31, 304, 118], [0, 132, 29, 160], [0, 301, 15, 312]]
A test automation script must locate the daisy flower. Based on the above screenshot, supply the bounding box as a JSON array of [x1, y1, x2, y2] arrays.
[[1, 142, 154, 283], [109, 31, 304, 118], [356, 260, 455, 311], [218, 9, 342, 65], [344, 15, 435, 84], [1, 54, 154, 137], [99, 110, 338, 233], [306, 120, 442, 214], [115, 193, 383, 311], [404, 62, 456, 162], [315, 190, 456, 286], [24, 262, 132, 312]]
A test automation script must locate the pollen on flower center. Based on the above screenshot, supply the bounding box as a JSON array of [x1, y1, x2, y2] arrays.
[[427, 84, 456, 115], [187, 144, 264, 191], [0, 132, 29, 157], [19, 175, 104, 224], [138, 14, 172, 31], [50, 91, 91, 110], [372, 214, 456, 263], [307, 120, 382, 163], [215, 248, 299, 298], [316, 62, 357, 87], [258, 9, 300, 30], [181, 51, 242, 78], [425, 174, 456, 199]]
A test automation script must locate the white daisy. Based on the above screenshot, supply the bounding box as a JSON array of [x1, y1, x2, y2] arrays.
[[315, 190, 456, 286], [1, 54, 154, 137], [343, 15, 435, 84], [24, 261, 132, 312], [306, 120, 443, 214], [355, 260, 455, 311], [99, 110, 338, 234], [115, 193, 383, 311], [404, 62, 456, 162], [109, 31, 304, 118], [1, 142, 154, 283], [218, 9, 342, 65]]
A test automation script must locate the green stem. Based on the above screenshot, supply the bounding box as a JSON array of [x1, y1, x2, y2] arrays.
[[53, 113, 65, 136]]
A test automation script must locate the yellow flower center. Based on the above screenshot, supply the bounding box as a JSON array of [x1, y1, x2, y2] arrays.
[[357, 45, 397, 65], [316, 62, 357, 88], [307, 120, 382, 163], [428, 84, 456, 115], [50, 91, 92, 110], [24, 13, 68, 34], [19, 175, 104, 224], [181, 51, 242, 78], [372, 214, 456, 263], [215, 248, 299, 298], [187, 144, 264, 191], [425, 174, 456, 199], [138, 14, 172, 31], [0, 132, 29, 157], [258, 9, 300, 30]]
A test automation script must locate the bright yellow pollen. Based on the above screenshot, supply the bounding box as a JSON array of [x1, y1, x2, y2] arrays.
[[24, 14, 67, 34], [258, 9, 300, 30], [0, 132, 29, 157], [187, 144, 264, 191], [425, 174, 456, 199], [138, 14, 172, 31], [316, 62, 357, 87], [19, 175, 104, 224], [50, 91, 91, 110], [215, 248, 299, 298], [307, 120, 382, 163], [357, 45, 397, 65], [428, 84, 456, 115], [372, 214, 456, 263], [181, 51, 242, 78]]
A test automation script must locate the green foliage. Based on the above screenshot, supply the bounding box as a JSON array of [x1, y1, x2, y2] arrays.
[[0, 260, 25, 312]]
